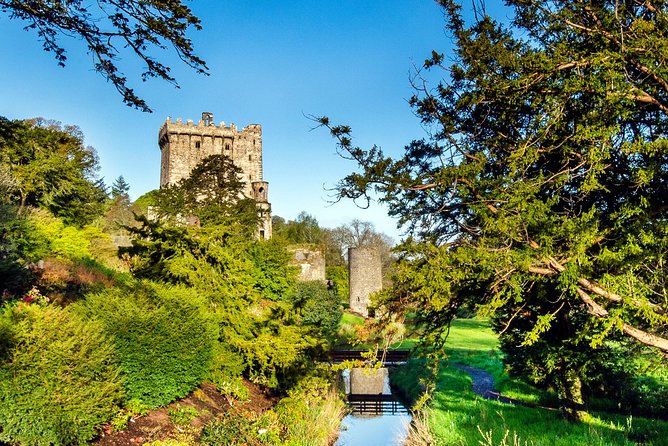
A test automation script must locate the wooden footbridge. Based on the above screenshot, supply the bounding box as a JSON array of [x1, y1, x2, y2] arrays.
[[329, 349, 411, 365]]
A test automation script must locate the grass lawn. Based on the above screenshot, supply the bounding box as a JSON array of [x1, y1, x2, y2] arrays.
[[340, 312, 364, 327], [397, 318, 668, 445]]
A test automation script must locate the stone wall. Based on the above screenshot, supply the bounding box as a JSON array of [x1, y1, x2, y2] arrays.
[[288, 246, 326, 282], [348, 246, 382, 317], [158, 112, 271, 239]]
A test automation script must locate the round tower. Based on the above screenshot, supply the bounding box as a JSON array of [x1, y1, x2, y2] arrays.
[[348, 246, 382, 318]]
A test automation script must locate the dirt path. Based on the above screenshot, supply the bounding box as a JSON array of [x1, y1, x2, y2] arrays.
[[452, 364, 539, 407]]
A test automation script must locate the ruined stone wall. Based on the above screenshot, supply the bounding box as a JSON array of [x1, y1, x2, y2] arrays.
[[288, 246, 326, 282], [158, 112, 271, 239], [348, 246, 382, 317]]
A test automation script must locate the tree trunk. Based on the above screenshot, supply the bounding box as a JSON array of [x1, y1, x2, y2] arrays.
[[555, 365, 588, 422]]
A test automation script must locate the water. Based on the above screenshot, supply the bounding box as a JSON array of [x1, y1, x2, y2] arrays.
[[335, 412, 411, 446], [335, 368, 412, 446]]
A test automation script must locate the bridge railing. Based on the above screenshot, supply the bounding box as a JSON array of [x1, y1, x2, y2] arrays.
[[329, 349, 411, 364]]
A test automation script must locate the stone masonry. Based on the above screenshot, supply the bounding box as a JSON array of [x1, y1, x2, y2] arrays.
[[158, 112, 272, 239], [288, 246, 326, 282], [348, 246, 382, 317]]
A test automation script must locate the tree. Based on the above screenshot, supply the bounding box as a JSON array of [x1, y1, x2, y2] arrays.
[[278, 212, 322, 244], [0, 117, 107, 226], [152, 154, 259, 232], [104, 176, 139, 234], [1, 0, 207, 112], [110, 176, 130, 200], [321, 0, 668, 420]]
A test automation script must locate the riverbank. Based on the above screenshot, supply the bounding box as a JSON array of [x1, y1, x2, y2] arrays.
[[392, 319, 668, 445], [94, 373, 344, 446]]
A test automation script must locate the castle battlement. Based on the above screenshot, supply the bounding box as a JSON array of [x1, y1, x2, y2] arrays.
[[158, 112, 272, 239], [159, 117, 261, 142]]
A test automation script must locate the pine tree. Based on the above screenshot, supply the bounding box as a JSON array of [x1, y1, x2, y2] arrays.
[[320, 0, 668, 420]]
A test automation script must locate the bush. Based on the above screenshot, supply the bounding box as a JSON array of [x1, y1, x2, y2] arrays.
[[272, 368, 346, 446], [78, 282, 218, 408], [207, 341, 247, 398], [200, 409, 280, 446], [168, 405, 199, 426], [0, 303, 122, 445], [287, 281, 342, 339]]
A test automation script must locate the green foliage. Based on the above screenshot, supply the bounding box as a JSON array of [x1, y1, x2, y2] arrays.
[[0, 303, 123, 445], [122, 216, 256, 300], [133, 189, 160, 214], [250, 237, 298, 301], [0, 117, 106, 226], [271, 368, 345, 446], [321, 0, 668, 419], [424, 364, 668, 446], [326, 265, 349, 303], [200, 409, 280, 446], [111, 175, 130, 199], [212, 376, 250, 402], [25, 208, 109, 261], [77, 282, 218, 408], [235, 323, 322, 389], [201, 368, 344, 446], [123, 212, 327, 392], [168, 405, 200, 426], [0, 204, 33, 293], [207, 342, 247, 394], [396, 319, 668, 445], [273, 211, 322, 244], [108, 399, 150, 433], [285, 281, 342, 339], [151, 154, 259, 231]]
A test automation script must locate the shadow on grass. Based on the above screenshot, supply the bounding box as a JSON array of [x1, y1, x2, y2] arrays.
[[430, 366, 668, 446]]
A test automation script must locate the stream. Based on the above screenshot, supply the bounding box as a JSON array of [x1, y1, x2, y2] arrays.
[[334, 368, 412, 446]]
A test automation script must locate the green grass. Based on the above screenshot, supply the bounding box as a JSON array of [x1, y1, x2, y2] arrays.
[[394, 318, 668, 445], [340, 312, 364, 327], [428, 366, 668, 446], [445, 318, 499, 351], [443, 318, 557, 405]]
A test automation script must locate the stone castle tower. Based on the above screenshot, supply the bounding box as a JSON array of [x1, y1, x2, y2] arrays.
[[158, 112, 272, 239], [348, 247, 382, 317]]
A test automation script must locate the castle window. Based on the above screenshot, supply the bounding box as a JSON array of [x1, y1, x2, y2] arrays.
[[260, 230, 265, 239], [195, 141, 201, 149], [225, 144, 230, 152], [249, 155, 252, 161]]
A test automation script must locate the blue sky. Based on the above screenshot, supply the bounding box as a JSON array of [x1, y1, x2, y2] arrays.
[[0, 1, 491, 242]]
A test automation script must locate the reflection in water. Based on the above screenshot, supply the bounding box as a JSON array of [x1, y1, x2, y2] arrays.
[[335, 368, 412, 446], [335, 412, 411, 446]]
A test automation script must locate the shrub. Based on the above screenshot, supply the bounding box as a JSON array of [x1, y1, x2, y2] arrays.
[[168, 405, 200, 426], [0, 303, 122, 445], [78, 282, 218, 408], [286, 281, 342, 339], [207, 341, 248, 399], [272, 369, 346, 446], [200, 409, 280, 446]]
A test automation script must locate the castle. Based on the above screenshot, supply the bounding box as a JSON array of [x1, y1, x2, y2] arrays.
[[158, 112, 272, 239]]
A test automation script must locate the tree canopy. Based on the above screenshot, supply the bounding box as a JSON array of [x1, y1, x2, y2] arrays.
[[0, 117, 106, 226], [0, 0, 207, 112], [150, 154, 259, 232], [321, 0, 668, 420]]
